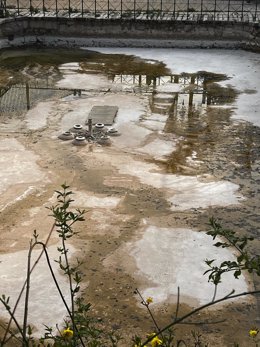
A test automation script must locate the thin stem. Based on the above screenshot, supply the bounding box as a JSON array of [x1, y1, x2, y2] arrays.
[[211, 284, 218, 302], [1, 223, 55, 347], [174, 287, 180, 321], [36, 242, 86, 347], [223, 233, 244, 255], [59, 190, 76, 346], [61, 235, 75, 345], [0, 299, 26, 344], [0, 322, 21, 344], [177, 319, 226, 325], [135, 289, 162, 336], [147, 306, 161, 333], [22, 240, 34, 346], [210, 219, 243, 255], [141, 289, 260, 346]]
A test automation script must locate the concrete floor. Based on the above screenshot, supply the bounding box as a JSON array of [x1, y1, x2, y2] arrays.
[[0, 48, 259, 346]]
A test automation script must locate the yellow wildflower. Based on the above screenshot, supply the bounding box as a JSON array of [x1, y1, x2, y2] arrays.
[[146, 297, 153, 305], [62, 328, 74, 339], [147, 333, 162, 347], [249, 328, 259, 338], [151, 335, 163, 347]]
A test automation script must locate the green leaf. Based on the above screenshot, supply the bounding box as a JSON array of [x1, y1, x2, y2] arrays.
[[205, 259, 215, 266], [234, 270, 241, 278], [214, 242, 224, 247]]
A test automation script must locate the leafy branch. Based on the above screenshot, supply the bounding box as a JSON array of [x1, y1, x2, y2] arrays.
[[204, 217, 260, 286]]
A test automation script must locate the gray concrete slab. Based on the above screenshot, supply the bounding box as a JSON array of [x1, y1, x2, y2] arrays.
[[87, 105, 118, 125]]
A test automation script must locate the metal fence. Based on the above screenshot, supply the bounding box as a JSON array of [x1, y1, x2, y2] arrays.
[[0, 0, 259, 21]]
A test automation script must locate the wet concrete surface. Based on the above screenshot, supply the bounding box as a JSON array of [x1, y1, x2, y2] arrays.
[[0, 47, 259, 346]]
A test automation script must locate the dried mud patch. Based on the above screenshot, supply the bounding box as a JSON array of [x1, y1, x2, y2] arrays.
[[0, 49, 259, 347]]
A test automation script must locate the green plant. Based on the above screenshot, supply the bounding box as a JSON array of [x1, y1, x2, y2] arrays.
[[0, 185, 121, 347], [132, 218, 260, 347], [0, 192, 259, 347], [205, 217, 260, 285]]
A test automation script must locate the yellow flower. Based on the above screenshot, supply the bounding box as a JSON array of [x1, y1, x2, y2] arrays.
[[151, 335, 163, 347], [147, 333, 162, 347], [249, 328, 259, 338], [62, 328, 74, 339], [146, 297, 153, 304]]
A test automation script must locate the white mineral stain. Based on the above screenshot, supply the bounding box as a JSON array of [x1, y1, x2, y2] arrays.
[[0, 138, 45, 191], [130, 225, 249, 305], [0, 244, 74, 336], [136, 138, 176, 159], [25, 101, 54, 130], [71, 191, 121, 209], [116, 159, 243, 210], [0, 138, 46, 211]]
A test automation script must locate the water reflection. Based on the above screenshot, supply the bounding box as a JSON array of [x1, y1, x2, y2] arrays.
[[0, 83, 70, 116], [112, 72, 258, 178], [0, 65, 258, 179], [112, 72, 237, 113]]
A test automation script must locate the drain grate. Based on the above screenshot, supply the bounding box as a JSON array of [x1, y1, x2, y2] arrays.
[[87, 105, 119, 126]]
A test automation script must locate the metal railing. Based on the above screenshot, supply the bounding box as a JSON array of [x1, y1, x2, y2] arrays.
[[0, 0, 259, 22]]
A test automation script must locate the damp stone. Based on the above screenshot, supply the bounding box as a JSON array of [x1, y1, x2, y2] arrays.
[[95, 123, 105, 129], [58, 131, 74, 141], [106, 128, 121, 136], [97, 135, 111, 146], [94, 123, 108, 133], [72, 135, 87, 146], [70, 124, 84, 133]]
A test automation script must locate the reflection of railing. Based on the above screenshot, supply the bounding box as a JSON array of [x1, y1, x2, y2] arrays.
[[1, 0, 259, 22], [112, 74, 206, 91], [0, 87, 9, 98], [0, 83, 71, 114], [112, 73, 235, 116]]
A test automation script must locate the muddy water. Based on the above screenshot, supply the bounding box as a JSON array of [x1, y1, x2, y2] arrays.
[[0, 48, 259, 346]]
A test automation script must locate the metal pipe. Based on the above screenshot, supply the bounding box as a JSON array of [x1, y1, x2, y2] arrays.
[[26, 83, 30, 110], [227, 0, 231, 20], [241, 0, 244, 21], [213, 0, 217, 20]]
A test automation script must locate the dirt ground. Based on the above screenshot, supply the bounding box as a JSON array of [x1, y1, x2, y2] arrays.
[[0, 47, 259, 347]]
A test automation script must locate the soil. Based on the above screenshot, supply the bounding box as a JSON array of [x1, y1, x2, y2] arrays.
[[0, 48, 259, 347]]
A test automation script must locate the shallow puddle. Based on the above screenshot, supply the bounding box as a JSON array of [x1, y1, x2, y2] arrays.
[[0, 47, 259, 346]]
